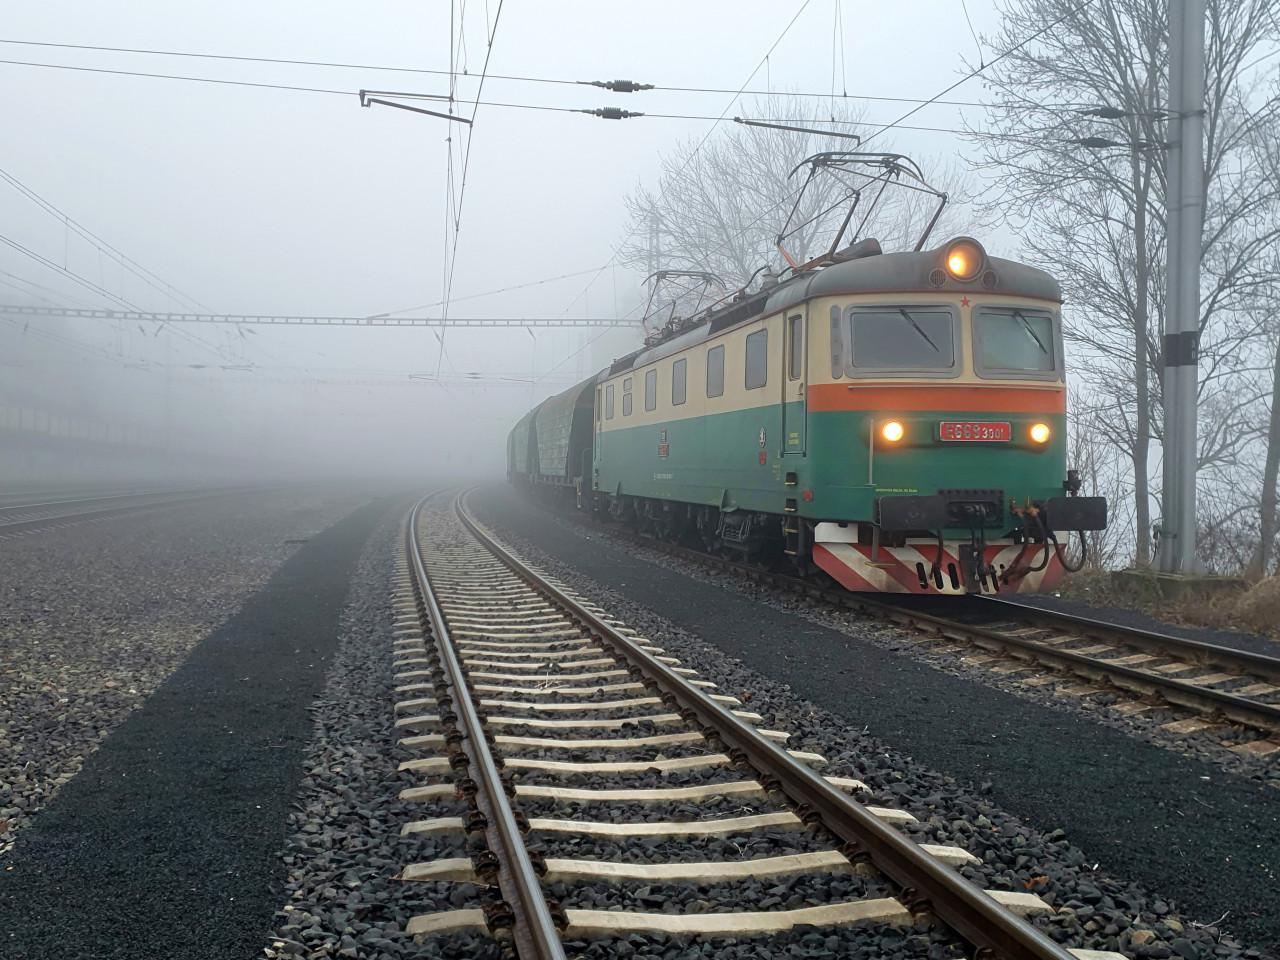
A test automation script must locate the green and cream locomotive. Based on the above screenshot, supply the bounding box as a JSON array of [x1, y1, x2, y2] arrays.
[[509, 154, 1106, 594]]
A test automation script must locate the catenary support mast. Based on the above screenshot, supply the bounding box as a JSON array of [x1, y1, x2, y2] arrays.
[[1158, 0, 1205, 573]]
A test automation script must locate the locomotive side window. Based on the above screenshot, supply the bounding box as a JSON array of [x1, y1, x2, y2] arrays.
[[672, 358, 687, 405], [622, 377, 633, 416], [829, 305, 844, 379], [745, 329, 768, 389], [605, 384, 615, 420], [844, 306, 957, 376], [973, 308, 1059, 379], [644, 369, 657, 411], [788, 316, 802, 380], [706, 345, 725, 398]]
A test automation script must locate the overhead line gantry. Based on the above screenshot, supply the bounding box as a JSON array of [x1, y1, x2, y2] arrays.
[[0, 305, 631, 328]]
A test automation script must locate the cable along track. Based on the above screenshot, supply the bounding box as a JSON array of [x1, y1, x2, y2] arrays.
[[393, 490, 1111, 959]]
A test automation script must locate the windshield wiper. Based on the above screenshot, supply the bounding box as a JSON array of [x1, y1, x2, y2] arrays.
[[898, 308, 941, 352], [1012, 309, 1049, 355]]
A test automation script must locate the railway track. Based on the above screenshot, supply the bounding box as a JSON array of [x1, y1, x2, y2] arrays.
[[536, 506, 1280, 750], [884, 596, 1280, 744], [0, 485, 262, 539], [392, 490, 1116, 958]]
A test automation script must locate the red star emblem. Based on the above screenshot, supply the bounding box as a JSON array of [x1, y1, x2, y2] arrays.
[[960, 297, 971, 306]]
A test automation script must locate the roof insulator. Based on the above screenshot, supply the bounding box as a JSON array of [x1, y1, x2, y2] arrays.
[[584, 79, 655, 93], [577, 107, 644, 120], [1079, 106, 1128, 119], [1068, 136, 1124, 149]]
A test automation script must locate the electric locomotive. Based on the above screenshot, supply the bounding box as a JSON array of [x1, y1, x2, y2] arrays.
[[508, 155, 1106, 595]]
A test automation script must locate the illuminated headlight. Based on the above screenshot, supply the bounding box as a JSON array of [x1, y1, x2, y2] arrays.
[[944, 238, 985, 281], [1030, 422, 1051, 444], [882, 420, 905, 442]]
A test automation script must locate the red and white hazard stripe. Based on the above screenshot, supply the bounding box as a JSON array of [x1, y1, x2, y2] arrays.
[[812, 523, 1065, 595]]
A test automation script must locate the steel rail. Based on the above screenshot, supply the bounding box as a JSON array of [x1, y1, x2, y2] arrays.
[[868, 600, 1280, 735], [0, 488, 191, 514], [549, 509, 1280, 735], [456, 490, 1078, 960], [0, 487, 266, 534], [977, 596, 1280, 684], [407, 494, 567, 960]]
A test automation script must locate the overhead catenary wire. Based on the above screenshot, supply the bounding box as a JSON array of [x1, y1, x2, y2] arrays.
[[0, 36, 1099, 110], [533, 298, 648, 386], [0, 225, 244, 365], [0, 57, 353, 95], [1, 0, 1153, 391], [0, 267, 101, 309], [0, 164, 210, 313], [438, 0, 507, 378], [542, 1, 1134, 327], [550, 0, 1110, 342], [0, 314, 157, 366], [371, 265, 612, 317], [0, 95, 302, 368], [0, 56, 1101, 141], [436, 0, 461, 380], [0, 230, 147, 310], [858, 0, 1099, 148], [552, 0, 818, 323], [0, 278, 238, 367]]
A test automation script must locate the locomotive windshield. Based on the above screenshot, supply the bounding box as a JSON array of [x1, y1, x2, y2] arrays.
[[974, 308, 1059, 378], [844, 306, 957, 375]]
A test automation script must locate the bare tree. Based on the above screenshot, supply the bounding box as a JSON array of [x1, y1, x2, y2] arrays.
[[967, 0, 1280, 566], [1258, 329, 1280, 574], [1068, 398, 1136, 569], [617, 96, 982, 299], [1239, 271, 1280, 577]]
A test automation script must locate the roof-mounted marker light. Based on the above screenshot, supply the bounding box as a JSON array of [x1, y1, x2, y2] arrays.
[[943, 238, 986, 282]]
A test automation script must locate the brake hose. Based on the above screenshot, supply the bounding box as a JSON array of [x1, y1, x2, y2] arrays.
[[1027, 512, 1052, 572], [1051, 529, 1088, 572]]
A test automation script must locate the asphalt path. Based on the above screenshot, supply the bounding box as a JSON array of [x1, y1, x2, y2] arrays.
[[0, 495, 395, 959], [470, 483, 1279, 950]]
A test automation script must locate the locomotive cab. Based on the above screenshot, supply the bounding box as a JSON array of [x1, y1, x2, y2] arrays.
[[801, 237, 1107, 593]]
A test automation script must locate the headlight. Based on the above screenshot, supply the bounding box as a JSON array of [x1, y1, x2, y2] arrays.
[[1030, 422, 1051, 444], [944, 238, 985, 281], [882, 420, 905, 442]]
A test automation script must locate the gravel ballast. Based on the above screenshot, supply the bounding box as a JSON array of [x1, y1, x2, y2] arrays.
[[0, 485, 389, 854], [0, 491, 394, 959], [267, 505, 506, 960], [468, 482, 1279, 954], [273, 499, 973, 960]]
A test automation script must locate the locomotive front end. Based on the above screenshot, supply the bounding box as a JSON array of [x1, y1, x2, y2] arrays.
[[803, 237, 1107, 594]]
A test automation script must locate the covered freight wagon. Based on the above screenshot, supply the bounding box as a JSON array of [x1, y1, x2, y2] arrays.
[[507, 376, 595, 490]]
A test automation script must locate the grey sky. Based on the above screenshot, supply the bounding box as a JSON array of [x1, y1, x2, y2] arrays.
[[0, 1, 1015, 477]]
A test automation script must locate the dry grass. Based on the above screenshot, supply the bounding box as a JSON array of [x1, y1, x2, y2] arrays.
[[1229, 576, 1280, 637]]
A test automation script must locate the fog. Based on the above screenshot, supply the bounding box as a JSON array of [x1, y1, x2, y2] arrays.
[[0, 0, 1005, 485]]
